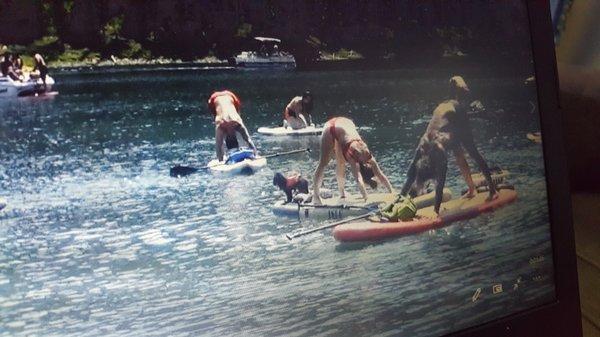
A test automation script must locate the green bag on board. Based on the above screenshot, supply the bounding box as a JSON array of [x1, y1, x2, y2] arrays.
[[379, 195, 417, 221]]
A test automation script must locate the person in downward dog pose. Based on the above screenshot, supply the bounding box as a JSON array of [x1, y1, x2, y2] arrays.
[[313, 117, 394, 205], [400, 76, 498, 214], [207, 90, 258, 162], [283, 90, 314, 129]]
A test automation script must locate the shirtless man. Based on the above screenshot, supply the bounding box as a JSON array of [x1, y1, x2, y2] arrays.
[[313, 117, 394, 205], [283, 91, 314, 129], [400, 76, 498, 214], [207, 90, 257, 161]]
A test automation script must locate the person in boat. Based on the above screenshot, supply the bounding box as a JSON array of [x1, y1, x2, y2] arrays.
[[13, 54, 23, 73], [313, 116, 394, 205], [400, 76, 498, 214], [33, 54, 49, 90], [207, 90, 258, 162], [0, 54, 20, 81], [283, 91, 314, 130], [273, 172, 310, 203]]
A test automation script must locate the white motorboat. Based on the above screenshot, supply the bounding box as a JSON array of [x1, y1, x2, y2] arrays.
[[0, 74, 55, 98], [230, 37, 296, 69]]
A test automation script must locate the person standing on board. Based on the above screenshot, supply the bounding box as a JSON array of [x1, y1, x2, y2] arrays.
[[400, 76, 498, 214], [33, 54, 49, 90], [208, 90, 258, 162], [283, 91, 314, 129], [313, 116, 394, 205]]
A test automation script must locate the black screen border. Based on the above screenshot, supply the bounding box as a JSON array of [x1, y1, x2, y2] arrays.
[[448, 1, 581, 336]]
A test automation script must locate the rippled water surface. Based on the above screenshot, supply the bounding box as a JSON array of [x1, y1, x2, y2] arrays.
[[0, 69, 555, 337]]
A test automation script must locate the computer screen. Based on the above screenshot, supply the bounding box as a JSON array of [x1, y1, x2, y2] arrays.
[[0, 1, 557, 336]]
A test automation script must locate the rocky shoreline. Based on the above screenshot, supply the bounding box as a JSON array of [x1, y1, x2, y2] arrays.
[[48, 55, 228, 70]]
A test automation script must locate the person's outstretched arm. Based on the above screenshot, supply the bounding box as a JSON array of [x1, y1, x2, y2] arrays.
[[453, 147, 476, 197], [237, 123, 258, 155], [434, 156, 448, 214], [215, 127, 225, 162], [370, 159, 394, 193], [349, 160, 368, 201], [401, 150, 421, 196]]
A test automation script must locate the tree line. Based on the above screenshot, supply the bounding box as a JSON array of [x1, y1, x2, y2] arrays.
[[0, 1, 533, 67]]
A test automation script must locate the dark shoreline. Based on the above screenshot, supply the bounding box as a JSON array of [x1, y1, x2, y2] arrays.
[[51, 56, 534, 79]]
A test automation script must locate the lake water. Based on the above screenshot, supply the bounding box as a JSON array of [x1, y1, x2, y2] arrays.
[[0, 68, 555, 337]]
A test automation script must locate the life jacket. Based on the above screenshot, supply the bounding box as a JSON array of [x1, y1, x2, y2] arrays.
[[285, 175, 300, 190]]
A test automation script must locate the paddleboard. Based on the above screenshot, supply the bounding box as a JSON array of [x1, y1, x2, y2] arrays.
[[273, 189, 452, 221], [333, 188, 517, 242], [472, 169, 510, 187], [257, 125, 323, 136], [207, 150, 267, 175]]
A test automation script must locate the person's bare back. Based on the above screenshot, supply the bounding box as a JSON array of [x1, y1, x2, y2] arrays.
[[207, 91, 257, 161]]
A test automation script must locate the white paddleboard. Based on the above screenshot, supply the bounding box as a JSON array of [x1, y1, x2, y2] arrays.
[[273, 189, 452, 221], [207, 156, 267, 175], [257, 125, 323, 136]]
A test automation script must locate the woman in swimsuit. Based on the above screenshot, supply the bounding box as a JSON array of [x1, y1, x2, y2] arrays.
[[207, 90, 257, 162], [313, 117, 394, 205]]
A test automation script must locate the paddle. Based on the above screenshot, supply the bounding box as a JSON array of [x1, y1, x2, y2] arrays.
[[297, 203, 373, 210], [285, 211, 376, 240], [170, 148, 310, 177]]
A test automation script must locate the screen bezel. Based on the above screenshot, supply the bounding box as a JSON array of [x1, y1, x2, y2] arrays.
[[447, 1, 581, 336]]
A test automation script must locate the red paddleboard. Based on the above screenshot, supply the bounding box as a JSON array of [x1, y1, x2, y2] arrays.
[[333, 188, 517, 242]]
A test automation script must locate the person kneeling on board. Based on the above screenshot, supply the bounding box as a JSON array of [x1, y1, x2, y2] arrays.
[[273, 172, 310, 203], [283, 91, 314, 130], [400, 76, 498, 214], [208, 90, 258, 162], [313, 117, 394, 205]]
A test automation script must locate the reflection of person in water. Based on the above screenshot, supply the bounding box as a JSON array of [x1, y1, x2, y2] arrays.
[[313, 117, 394, 205], [207, 90, 258, 162], [401, 76, 497, 214]]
